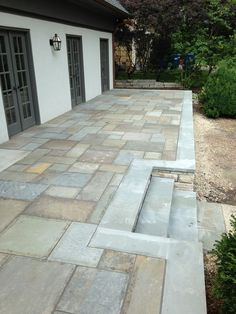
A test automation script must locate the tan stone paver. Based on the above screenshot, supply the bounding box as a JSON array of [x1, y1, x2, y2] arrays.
[[25, 195, 95, 221], [0, 199, 29, 232], [26, 162, 51, 174], [98, 250, 136, 273]]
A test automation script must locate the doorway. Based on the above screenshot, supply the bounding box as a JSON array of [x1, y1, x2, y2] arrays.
[[0, 30, 36, 136], [67, 36, 85, 107], [100, 39, 110, 93]]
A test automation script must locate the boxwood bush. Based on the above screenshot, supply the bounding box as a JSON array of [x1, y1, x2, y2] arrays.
[[200, 58, 236, 118], [212, 215, 236, 313]]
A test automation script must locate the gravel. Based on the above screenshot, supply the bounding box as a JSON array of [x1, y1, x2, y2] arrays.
[[194, 107, 236, 205]]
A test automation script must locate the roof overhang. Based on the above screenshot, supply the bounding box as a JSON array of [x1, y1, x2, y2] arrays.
[[95, 0, 130, 18]]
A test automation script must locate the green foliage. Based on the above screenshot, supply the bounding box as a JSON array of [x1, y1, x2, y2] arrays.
[[181, 67, 209, 89], [211, 215, 236, 313], [200, 58, 236, 118], [171, 0, 236, 69]]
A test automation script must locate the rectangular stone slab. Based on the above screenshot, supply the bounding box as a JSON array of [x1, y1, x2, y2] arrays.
[[161, 241, 207, 314], [0, 149, 29, 172], [0, 215, 68, 258], [49, 222, 103, 267], [57, 267, 129, 314], [0, 180, 48, 201], [168, 190, 198, 242], [123, 256, 165, 314], [0, 256, 74, 314], [177, 91, 195, 161], [135, 177, 174, 237], [99, 163, 152, 231], [0, 199, 29, 232]]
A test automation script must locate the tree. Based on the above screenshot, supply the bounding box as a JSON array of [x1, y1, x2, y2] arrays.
[[116, 0, 236, 77], [172, 0, 236, 71], [117, 0, 208, 74]]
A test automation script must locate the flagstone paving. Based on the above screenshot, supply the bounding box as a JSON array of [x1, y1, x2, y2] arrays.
[[0, 89, 206, 313], [0, 215, 69, 258]]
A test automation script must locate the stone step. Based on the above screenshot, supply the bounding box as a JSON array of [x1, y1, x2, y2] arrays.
[[168, 190, 198, 242], [90, 227, 207, 314], [161, 239, 206, 314], [197, 201, 226, 251], [99, 163, 152, 232], [135, 177, 175, 237]]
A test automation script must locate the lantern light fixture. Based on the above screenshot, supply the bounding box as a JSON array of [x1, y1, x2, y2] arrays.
[[49, 34, 62, 51]]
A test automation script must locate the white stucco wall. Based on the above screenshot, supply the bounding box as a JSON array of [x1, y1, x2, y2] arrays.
[[0, 11, 113, 143]]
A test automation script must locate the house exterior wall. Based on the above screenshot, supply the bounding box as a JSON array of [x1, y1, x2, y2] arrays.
[[0, 11, 113, 144]]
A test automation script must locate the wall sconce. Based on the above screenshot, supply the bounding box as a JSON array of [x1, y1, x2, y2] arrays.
[[49, 34, 62, 51]]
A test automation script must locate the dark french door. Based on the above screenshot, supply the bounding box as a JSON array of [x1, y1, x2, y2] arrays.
[[0, 30, 36, 136], [67, 36, 84, 107], [100, 39, 110, 93]]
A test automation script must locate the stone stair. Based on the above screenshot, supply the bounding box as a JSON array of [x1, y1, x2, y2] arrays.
[[135, 177, 198, 242], [96, 165, 207, 314]]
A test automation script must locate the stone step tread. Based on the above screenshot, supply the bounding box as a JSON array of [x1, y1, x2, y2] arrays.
[[135, 177, 175, 237], [168, 190, 198, 242], [99, 164, 152, 231], [197, 201, 226, 251], [161, 239, 206, 314], [197, 201, 225, 232]]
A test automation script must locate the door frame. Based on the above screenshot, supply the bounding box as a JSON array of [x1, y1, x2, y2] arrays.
[[0, 26, 40, 131], [100, 38, 110, 93], [66, 34, 85, 107]]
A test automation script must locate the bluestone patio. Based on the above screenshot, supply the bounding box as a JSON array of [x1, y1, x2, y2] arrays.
[[0, 89, 207, 314]]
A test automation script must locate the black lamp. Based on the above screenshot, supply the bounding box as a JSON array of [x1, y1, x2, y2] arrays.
[[50, 34, 62, 51]]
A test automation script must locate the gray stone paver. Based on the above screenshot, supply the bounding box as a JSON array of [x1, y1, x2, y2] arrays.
[[0, 256, 74, 314], [0, 149, 29, 172], [0, 253, 8, 266], [45, 186, 80, 199], [57, 267, 129, 314], [0, 89, 190, 314], [88, 185, 117, 224], [0, 180, 48, 201], [0, 215, 69, 258], [68, 162, 99, 174], [79, 149, 118, 164], [114, 150, 144, 165], [49, 172, 92, 188], [77, 171, 113, 202], [198, 201, 226, 251], [49, 222, 103, 266]]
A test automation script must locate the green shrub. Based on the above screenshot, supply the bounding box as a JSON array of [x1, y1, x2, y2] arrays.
[[211, 215, 236, 313], [200, 58, 236, 118]]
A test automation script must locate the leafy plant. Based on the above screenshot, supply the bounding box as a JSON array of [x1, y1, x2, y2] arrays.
[[211, 215, 236, 313], [200, 58, 236, 118]]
